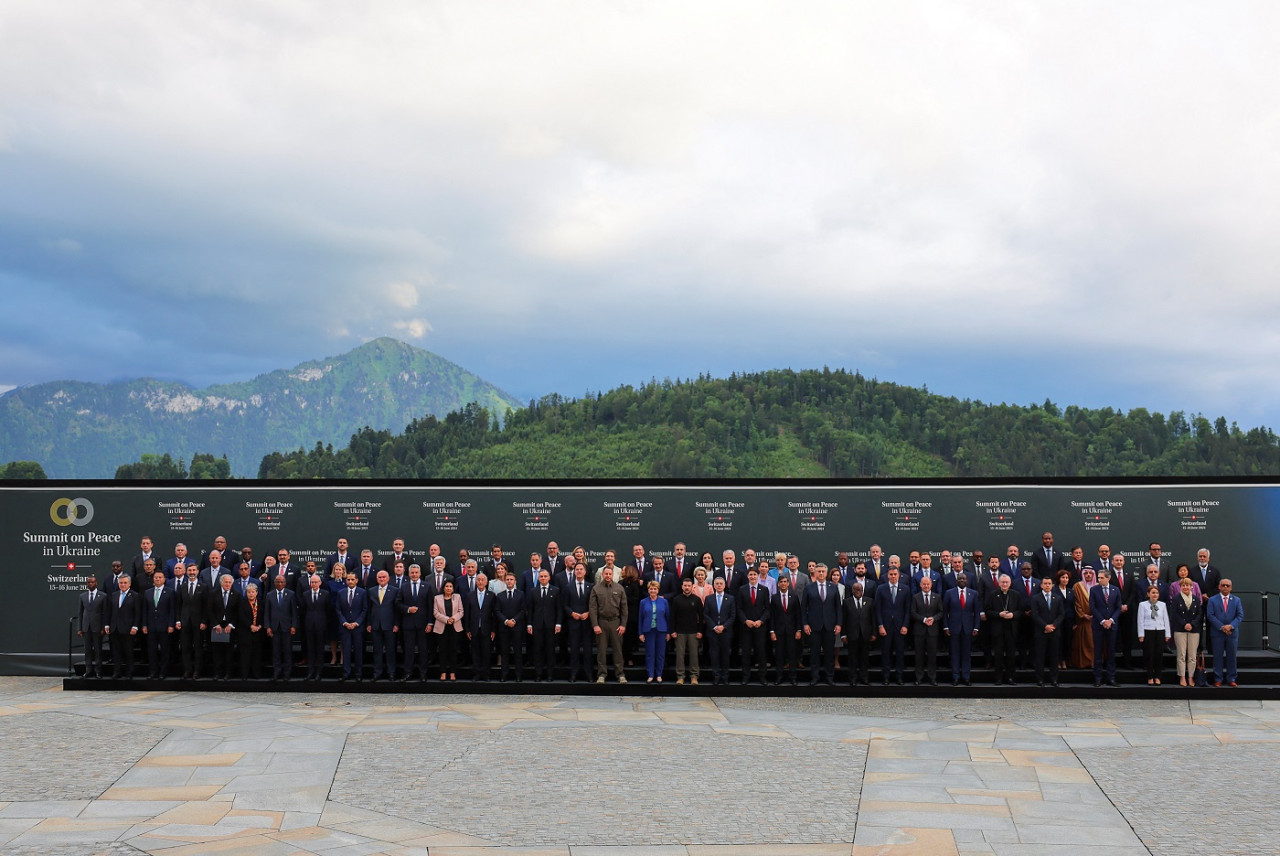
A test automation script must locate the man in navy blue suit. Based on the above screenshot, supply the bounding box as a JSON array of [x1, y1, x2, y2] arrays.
[[942, 572, 982, 686], [1090, 569, 1123, 686], [495, 570, 527, 681], [105, 574, 142, 679], [561, 563, 594, 682], [704, 576, 736, 685], [465, 572, 499, 680], [1030, 576, 1067, 687], [299, 573, 330, 680], [264, 573, 298, 681], [395, 563, 431, 681], [801, 564, 841, 685], [336, 572, 368, 681], [141, 569, 176, 679], [365, 570, 398, 681], [875, 568, 911, 685], [1206, 578, 1244, 686]]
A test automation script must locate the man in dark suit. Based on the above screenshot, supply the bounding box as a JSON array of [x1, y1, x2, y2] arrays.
[[1030, 576, 1067, 687], [1000, 544, 1022, 580], [1030, 531, 1066, 580], [801, 565, 840, 685], [986, 572, 1021, 685], [1145, 542, 1174, 584], [174, 565, 208, 679], [381, 538, 416, 576], [198, 536, 241, 573], [165, 543, 194, 580], [911, 554, 941, 594], [141, 569, 177, 679], [865, 544, 887, 583], [394, 564, 431, 681], [642, 555, 678, 599], [78, 575, 107, 678], [264, 573, 298, 681], [494, 569, 526, 681], [543, 541, 564, 580], [911, 576, 942, 685], [326, 537, 357, 576], [526, 568, 561, 681], [1013, 562, 1040, 671], [1064, 546, 1087, 584], [299, 573, 330, 680], [105, 574, 142, 679], [365, 570, 397, 681], [1105, 554, 1139, 669], [1132, 565, 1167, 610], [199, 550, 232, 590], [272, 548, 299, 588], [841, 580, 877, 686], [738, 568, 771, 685], [874, 568, 911, 685], [206, 574, 241, 680], [263, 556, 298, 594], [237, 546, 261, 582], [1090, 569, 1123, 687], [517, 553, 544, 594], [336, 572, 368, 681], [561, 563, 594, 682], [770, 574, 802, 685], [465, 571, 499, 680], [130, 536, 163, 590], [704, 576, 735, 685], [426, 556, 455, 598], [101, 560, 127, 595], [1191, 548, 1222, 604], [942, 572, 982, 686]]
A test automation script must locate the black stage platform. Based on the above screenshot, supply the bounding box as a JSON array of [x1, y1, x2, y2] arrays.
[[63, 650, 1280, 700]]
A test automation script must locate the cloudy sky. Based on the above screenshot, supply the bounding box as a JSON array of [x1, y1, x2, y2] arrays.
[[2, 2, 1278, 427]]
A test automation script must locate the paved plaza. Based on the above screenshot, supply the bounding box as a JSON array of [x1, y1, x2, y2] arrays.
[[0, 677, 1275, 855]]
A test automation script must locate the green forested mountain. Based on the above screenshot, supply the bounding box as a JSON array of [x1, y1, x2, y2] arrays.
[[0, 338, 520, 477], [257, 369, 1280, 479]]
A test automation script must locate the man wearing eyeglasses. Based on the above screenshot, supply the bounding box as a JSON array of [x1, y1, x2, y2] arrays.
[[1206, 579, 1243, 687]]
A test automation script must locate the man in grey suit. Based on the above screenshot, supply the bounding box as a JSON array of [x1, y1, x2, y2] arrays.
[[78, 576, 107, 678]]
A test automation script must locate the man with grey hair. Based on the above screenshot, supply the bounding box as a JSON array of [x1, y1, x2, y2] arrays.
[[395, 563, 431, 681]]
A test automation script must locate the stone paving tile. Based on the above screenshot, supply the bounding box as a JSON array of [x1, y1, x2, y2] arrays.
[[6, 680, 1280, 853], [1079, 743, 1280, 856], [0, 710, 167, 801]]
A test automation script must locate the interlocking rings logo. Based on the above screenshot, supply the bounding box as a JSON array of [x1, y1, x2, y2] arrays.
[[50, 497, 94, 527]]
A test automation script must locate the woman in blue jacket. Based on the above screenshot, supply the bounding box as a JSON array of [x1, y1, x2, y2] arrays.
[[638, 581, 671, 682]]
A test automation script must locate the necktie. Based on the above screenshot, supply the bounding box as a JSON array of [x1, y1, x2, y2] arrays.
[[960, 590, 966, 609], [542, 586, 548, 598], [1026, 580, 1032, 595], [89, 591, 95, 603], [924, 594, 929, 607], [348, 589, 354, 605], [222, 592, 227, 608], [478, 592, 484, 608], [1223, 595, 1229, 612], [189, 582, 194, 597], [436, 575, 442, 590], [783, 593, 788, 611], [717, 595, 723, 611], [120, 593, 125, 607], [155, 590, 161, 606], [820, 584, 826, 601], [413, 583, 419, 597], [578, 582, 584, 598], [278, 591, 283, 604], [378, 588, 384, 604], [751, 588, 756, 605], [312, 591, 317, 604], [891, 586, 897, 599]]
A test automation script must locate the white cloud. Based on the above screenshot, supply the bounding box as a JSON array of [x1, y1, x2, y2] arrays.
[[2, 2, 1279, 422]]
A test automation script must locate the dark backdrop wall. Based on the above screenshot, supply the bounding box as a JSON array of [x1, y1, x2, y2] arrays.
[[7, 480, 1276, 674]]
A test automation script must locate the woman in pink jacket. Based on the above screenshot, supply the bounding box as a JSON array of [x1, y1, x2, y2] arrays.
[[433, 580, 465, 681]]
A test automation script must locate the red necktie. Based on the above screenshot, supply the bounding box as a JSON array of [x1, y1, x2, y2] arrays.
[[751, 588, 756, 605], [961, 591, 966, 609]]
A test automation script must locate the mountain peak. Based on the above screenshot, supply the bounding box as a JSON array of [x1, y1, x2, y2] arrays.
[[0, 340, 520, 477]]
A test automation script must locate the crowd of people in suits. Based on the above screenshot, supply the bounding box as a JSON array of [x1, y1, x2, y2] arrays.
[[76, 533, 1247, 689]]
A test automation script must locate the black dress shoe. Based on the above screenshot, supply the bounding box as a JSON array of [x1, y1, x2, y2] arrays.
[[963, 679, 971, 686], [1094, 681, 1103, 688], [953, 680, 961, 687]]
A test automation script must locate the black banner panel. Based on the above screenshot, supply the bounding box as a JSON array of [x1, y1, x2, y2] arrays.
[[6, 482, 1277, 673]]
